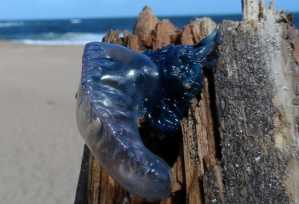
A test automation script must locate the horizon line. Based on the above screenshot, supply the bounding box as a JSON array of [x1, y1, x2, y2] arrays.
[[0, 13, 241, 21], [0, 10, 298, 21]]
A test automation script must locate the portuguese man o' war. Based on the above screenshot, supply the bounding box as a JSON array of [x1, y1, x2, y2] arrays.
[[76, 30, 219, 201]]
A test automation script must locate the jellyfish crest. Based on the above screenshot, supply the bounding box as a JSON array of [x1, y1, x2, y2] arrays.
[[143, 30, 219, 133]]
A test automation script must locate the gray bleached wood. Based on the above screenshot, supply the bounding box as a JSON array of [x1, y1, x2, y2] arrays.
[[214, 1, 299, 203]]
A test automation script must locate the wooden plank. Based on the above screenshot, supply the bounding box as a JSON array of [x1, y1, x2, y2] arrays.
[[181, 79, 224, 204], [74, 146, 91, 204], [213, 1, 299, 203]]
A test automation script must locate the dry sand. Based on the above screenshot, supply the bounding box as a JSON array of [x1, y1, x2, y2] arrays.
[[0, 42, 84, 204]]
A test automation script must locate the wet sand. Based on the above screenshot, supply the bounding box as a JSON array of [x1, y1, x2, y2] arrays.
[[0, 42, 84, 204]]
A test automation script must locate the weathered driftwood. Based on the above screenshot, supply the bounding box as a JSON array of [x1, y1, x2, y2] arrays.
[[75, 1, 299, 203], [215, 1, 299, 203]]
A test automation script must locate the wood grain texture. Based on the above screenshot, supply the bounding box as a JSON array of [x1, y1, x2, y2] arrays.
[[181, 79, 224, 204], [213, 2, 299, 203]]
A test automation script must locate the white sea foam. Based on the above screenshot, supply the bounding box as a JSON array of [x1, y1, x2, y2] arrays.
[[0, 22, 24, 28], [70, 19, 82, 24], [15, 33, 105, 45]]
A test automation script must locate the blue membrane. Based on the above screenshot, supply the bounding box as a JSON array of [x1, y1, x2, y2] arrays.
[[76, 30, 219, 200], [144, 30, 219, 133]]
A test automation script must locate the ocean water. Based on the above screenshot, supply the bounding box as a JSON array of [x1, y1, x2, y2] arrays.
[[0, 13, 298, 45]]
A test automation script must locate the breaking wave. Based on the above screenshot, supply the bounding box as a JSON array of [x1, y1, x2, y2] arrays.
[[15, 32, 105, 45]]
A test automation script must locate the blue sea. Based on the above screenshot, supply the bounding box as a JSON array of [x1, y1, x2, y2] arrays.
[[0, 13, 298, 45]]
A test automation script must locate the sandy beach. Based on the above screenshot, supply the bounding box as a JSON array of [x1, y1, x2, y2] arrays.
[[0, 42, 84, 204]]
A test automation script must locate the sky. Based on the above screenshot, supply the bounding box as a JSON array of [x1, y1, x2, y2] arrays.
[[0, 0, 298, 20]]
